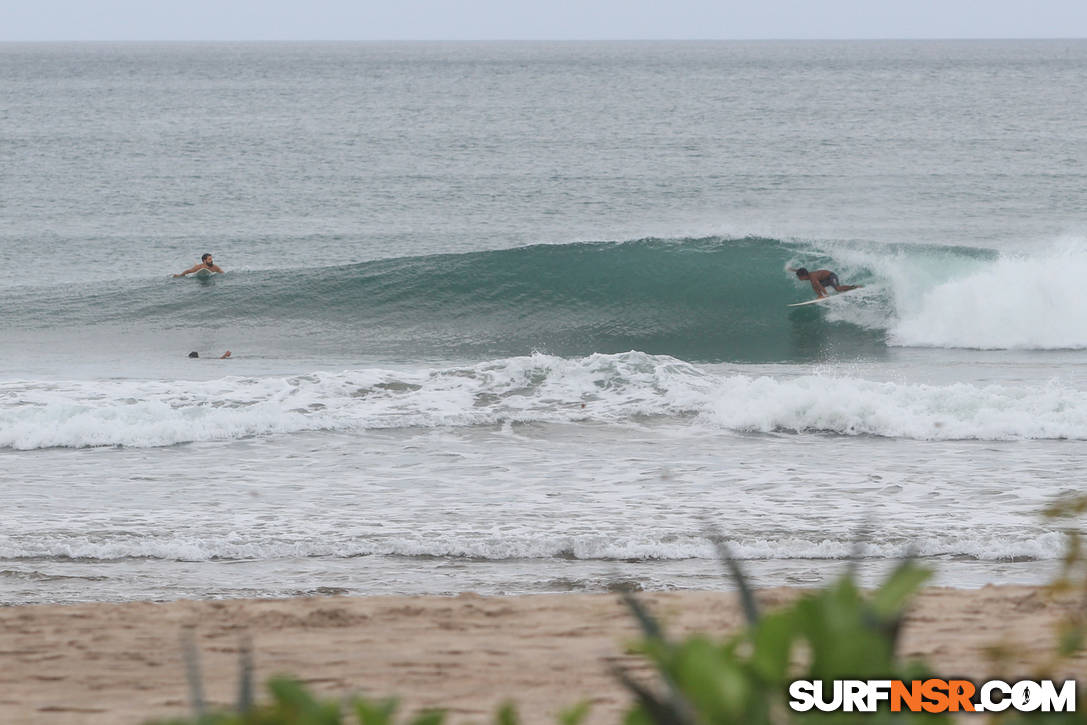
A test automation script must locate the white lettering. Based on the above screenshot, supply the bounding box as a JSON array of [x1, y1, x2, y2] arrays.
[[867, 680, 892, 711], [981, 680, 1011, 712], [1012, 681, 1042, 712], [788, 681, 816, 712], [814, 681, 843, 712], [1040, 680, 1076, 713], [843, 681, 868, 712]]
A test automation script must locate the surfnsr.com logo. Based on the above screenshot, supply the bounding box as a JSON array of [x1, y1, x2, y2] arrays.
[[788, 679, 1076, 713]]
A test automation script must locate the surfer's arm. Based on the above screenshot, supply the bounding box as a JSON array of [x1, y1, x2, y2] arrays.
[[810, 280, 827, 298], [173, 264, 201, 278]]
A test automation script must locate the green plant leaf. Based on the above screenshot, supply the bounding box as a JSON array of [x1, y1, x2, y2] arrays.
[[267, 678, 341, 724], [557, 701, 591, 725], [711, 536, 760, 626], [622, 593, 667, 642], [870, 560, 932, 621], [749, 610, 795, 681], [355, 697, 399, 725], [494, 702, 519, 725], [613, 665, 694, 725], [408, 708, 447, 725]]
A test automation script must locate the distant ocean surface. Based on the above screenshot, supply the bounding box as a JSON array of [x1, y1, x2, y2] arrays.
[[2, 41, 1086, 604]]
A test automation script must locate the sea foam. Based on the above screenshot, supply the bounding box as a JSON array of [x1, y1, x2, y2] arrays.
[[890, 243, 1087, 349], [2, 352, 1086, 449], [0, 529, 1065, 563]]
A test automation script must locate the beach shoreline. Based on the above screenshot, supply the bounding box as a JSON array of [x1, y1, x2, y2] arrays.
[[1, 585, 1082, 724]]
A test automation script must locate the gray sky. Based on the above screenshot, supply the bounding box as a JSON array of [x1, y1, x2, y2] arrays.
[[3, 0, 1087, 41]]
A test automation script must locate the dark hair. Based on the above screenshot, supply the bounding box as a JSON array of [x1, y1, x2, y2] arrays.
[[201, 253, 212, 262], [188, 351, 199, 358], [795, 267, 808, 278]]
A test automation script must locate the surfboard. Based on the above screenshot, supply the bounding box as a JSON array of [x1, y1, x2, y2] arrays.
[[192, 268, 214, 279], [787, 286, 864, 307]]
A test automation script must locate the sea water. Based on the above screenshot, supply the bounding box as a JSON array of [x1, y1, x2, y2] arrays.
[[1, 41, 1085, 603]]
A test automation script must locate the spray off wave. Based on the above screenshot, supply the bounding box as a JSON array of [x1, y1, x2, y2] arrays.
[[888, 243, 1087, 349], [3, 352, 1086, 449]]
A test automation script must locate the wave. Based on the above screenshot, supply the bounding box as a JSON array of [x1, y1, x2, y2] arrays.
[[0, 529, 1064, 563], [0, 237, 953, 363], [3, 352, 1086, 449], [888, 242, 1087, 349], [7, 235, 1087, 361]]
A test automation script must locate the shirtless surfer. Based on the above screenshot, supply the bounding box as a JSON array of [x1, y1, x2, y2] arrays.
[[173, 253, 223, 277], [792, 268, 860, 299]]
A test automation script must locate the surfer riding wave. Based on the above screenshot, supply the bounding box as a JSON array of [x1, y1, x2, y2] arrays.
[[791, 267, 860, 299]]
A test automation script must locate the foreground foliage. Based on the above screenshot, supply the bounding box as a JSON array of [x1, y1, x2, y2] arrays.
[[617, 555, 943, 725], [153, 677, 569, 725], [153, 498, 1087, 724]]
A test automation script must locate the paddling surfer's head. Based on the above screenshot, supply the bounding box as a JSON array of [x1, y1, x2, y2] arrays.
[[173, 254, 222, 278], [794, 267, 809, 279]]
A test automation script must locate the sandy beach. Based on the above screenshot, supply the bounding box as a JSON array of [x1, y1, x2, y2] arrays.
[[0, 585, 1082, 724]]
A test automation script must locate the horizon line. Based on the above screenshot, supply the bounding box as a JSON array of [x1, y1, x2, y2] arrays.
[[3, 36, 1087, 43]]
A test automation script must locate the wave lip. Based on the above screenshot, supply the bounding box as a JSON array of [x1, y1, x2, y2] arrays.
[[2, 352, 1087, 449]]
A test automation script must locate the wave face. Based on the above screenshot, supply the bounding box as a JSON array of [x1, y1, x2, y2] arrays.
[[4, 351, 1087, 449], [10, 235, 1087, 363], [2, 237, 889, 363]]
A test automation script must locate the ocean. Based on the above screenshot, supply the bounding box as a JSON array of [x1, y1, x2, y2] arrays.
[[2, 40, 1085, 604]]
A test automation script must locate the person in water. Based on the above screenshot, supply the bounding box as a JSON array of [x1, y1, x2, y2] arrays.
[[793, 267, 860, 298], [173, 253, 223, 277], [188, 351, 232, 359]]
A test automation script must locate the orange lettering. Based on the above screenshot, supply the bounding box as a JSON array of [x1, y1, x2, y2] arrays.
[[891, 680, 923, 712], [922, 679, 950, 713], [948, 680, 976, 712]]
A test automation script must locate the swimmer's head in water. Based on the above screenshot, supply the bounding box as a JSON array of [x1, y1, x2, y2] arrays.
[[188, 351, 199, 358], [202, 253, 213, 267]]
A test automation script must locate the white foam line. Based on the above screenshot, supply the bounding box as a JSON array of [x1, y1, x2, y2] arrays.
[[2, 352, 1086, 448]]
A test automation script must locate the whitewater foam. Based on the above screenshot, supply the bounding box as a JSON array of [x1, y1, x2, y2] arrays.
[[3, 352, 1086, 449], [0, 530, 1064, 563], [890, 243, 1087, 349]]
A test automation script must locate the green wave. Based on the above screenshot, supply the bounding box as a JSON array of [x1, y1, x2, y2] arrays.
[[18, 236, 997, 363]]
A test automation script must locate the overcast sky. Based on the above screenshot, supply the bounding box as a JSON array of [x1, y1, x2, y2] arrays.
[[3, 0, 1087, 41]]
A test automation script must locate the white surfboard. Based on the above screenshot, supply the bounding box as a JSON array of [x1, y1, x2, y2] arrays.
[[787, 286, 864, 307], [192, 268, 215, 279]]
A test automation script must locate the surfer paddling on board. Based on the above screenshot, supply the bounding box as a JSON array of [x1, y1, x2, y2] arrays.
[[791, 268, 860, 299], [188, 351, 232, 359], [173, 253, 223, 278]]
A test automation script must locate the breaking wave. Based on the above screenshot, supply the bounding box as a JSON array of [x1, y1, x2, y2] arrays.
[[3, 351, 1086, 449]]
